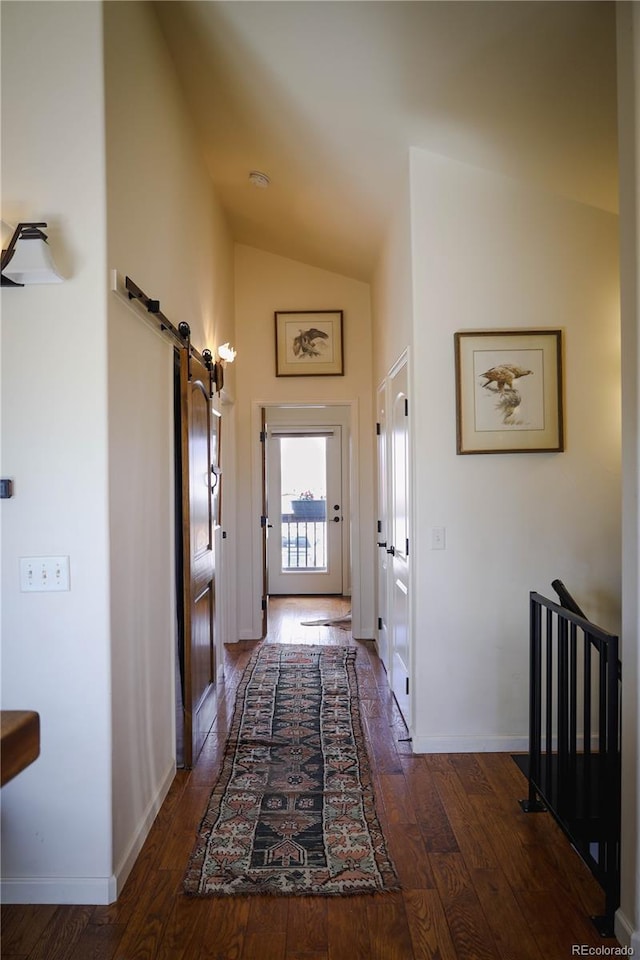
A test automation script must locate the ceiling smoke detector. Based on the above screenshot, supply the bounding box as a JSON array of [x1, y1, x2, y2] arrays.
[[248, 170, 271, 189]]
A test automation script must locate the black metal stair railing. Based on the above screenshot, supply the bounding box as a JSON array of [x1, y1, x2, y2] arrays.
[[519, 585, 621, 937]]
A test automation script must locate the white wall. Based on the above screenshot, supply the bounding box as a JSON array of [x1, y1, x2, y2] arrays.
[[104, 0, 236, 894], [408, 149, 621, 753], [0, 0, 236, 906], [616, 2, 640, 949], [371, 164, 413, 384], [234, 245, 374, 639], [1, 2, 112, 902]]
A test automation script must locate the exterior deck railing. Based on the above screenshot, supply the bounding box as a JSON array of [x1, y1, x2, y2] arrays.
[[281, 515, 327, 569]]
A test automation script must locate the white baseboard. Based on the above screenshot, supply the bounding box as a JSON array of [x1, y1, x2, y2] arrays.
[[411, 735, 529, 754], [113, 759, 176, 900], [1, 874, 117, 905], [615, 908, 639, 951], [0, 762, 176, 906]]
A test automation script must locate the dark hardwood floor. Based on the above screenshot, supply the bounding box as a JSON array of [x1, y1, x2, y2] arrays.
[[2, 597, 621, 959]]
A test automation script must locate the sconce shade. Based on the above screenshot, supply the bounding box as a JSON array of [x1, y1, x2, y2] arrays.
[[218, 342, 237, 363], [1, 223, 63, 285]]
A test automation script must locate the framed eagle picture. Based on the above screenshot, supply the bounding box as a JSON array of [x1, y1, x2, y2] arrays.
[[275, 310, 344, 377], [454, 329, 564, 454]]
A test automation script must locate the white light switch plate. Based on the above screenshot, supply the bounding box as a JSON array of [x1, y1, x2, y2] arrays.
[[20, 556, 70, 592], [431, 527, 446, 550]]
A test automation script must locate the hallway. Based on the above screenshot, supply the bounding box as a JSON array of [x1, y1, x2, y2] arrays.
[[1, 598, 619, 958]]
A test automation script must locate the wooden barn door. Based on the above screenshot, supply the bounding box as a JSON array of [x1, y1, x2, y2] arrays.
[[180, 348, 218, 767]]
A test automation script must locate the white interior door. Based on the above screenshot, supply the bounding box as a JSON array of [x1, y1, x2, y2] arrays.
[[389, 359, 410, 721], [376, 384, 390, 671], [267, 427, 343, 595]]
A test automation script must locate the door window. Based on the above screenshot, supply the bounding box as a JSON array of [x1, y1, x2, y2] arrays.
[[267, 427, 343, 595]]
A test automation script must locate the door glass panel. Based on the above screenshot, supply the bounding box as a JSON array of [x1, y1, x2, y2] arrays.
[[280, 436, 327, 571], [266, 423, 343, 596]]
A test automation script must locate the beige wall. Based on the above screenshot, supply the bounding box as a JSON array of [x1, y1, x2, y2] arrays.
[[617, 1, 640, 949], [1, 1, 112, 902], [104, 0, 235, 894], [408, 148, 621, 752], [234, 244, 374, 639], [371, 162, 413, 385], [1, 0, 237, 905]]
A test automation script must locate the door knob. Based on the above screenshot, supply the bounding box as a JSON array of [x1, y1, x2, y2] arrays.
[[332, 516, 341, 523], [333, 504, 340, 511], [387, 545, 396, 555]]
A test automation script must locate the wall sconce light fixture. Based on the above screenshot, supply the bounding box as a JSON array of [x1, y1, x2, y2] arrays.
[[1, 222, 63, 287], [210, 343, 236, 395], [217, 342, 237, 363]]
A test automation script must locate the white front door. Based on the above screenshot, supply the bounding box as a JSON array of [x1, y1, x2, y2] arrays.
[[267, 426, 344, 595], [389, 358, 410, 721]]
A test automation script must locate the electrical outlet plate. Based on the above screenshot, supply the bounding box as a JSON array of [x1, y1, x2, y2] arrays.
[[20, 556, 70, 592]]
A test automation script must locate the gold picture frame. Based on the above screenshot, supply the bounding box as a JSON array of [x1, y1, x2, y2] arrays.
[[275, 310, 344, 377], [454, 330, 564, 454]]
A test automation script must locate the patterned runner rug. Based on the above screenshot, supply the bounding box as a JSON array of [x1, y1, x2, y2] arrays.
[[184, 644, 399, 897]]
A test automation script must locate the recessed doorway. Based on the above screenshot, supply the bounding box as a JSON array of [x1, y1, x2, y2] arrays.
[[267, 427, 343, 594]]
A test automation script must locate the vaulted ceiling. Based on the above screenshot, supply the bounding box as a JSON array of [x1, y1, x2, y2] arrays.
[[154, 1, 618, 281]]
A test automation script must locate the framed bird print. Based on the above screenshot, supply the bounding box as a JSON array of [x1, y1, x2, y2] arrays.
[[275, 310, 344, 377], [454, 330, 564, 454]]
